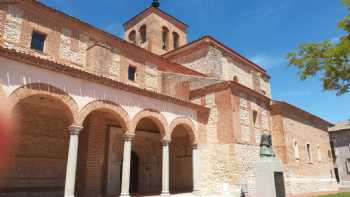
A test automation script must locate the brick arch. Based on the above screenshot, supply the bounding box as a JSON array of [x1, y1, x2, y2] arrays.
[[9, 83, 78, 123], [131, 109, 168, 139], [76, 100, 130, 131], [169, 117, 198, 145]]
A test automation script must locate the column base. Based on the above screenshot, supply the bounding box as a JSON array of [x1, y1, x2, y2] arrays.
[[161, 191, 170, 196], [119, 193, 130, 197], [192, 190, 201, 196], [64, 195, 75, 197]]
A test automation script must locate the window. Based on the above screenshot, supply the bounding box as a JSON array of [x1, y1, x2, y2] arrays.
[[346, 159, 350, 174], [293, 140, 300, 160], [317, 145, 322, 162], [233, 76, 239, 82], [306, 144, 312, 163], [252, 110, 258, 127], [30, 31, 46, 52], [139, 25, 147, 43], [162, 27, 169, 50], [128, 66, 137, 81], [128, 30, 136, 44], [173, 32, 179, 49]]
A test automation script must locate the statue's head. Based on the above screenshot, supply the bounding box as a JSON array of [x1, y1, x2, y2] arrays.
[[260, 133, 272, 147], [259, 133, 275, 157]]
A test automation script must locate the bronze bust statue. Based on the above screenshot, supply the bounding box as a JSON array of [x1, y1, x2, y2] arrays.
[[260, 133, 275, 157]]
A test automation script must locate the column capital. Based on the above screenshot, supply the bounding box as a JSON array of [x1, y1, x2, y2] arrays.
[[161, 139, 171, 145], [192, 144, 199, 149], [123, 133, 135, 141], [68, 125, 83, 135]]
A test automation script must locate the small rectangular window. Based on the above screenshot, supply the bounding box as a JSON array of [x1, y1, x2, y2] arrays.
[[128, 66, 137, 81], [30, 31, 46, 52], [307, 144, 312, 163], [253, 110, 258, 127]]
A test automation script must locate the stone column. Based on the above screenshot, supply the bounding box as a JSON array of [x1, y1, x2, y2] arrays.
[[192, 144, 200, 195], [161, 140, 170, 196], [64, 125, 84, 197], [120, 134, 134, 197]]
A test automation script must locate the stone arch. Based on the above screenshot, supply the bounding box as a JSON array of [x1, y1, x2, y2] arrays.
[[172, 31, 180, 49], [233, 75, 239, 82], [169, 117, 198, 145], [129, 30, 136, 44], [139, 24, 147, 43], [131, 109, 168, 139], [9, 83, 78, 123], [162, 26, 170, 50], [76, 100, 130, 131]]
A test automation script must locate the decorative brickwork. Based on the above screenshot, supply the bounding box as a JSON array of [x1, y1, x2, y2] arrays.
[[0, 1, 338, 196], [9, 83, 79, 123], [168, 117, 197, 144], [145, 65, 159, 91], [3, 5, 23, 48], [76, 100, 130, 130], [59, 28, 89, 66], [131, 109, 168, 138]]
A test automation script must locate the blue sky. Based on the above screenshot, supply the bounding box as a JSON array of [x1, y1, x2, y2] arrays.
[[41, 0, 349, 123]]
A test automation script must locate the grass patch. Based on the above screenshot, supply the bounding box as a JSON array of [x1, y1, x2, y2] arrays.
[[318, 193, 350, 197]]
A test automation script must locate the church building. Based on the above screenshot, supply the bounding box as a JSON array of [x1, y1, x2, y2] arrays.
[[0, 0, 338, 196]]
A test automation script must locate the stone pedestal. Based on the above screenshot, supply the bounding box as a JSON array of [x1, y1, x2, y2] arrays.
[[255, 157, 285, 197]]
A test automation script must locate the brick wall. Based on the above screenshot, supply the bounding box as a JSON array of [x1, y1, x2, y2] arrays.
[[168, 45, 272, 98], [271, 102, 337, 194], [124, 13, 187, 55], [193, 88, 270, 196], [1, 97, 70, 197], [0, 2, 170, 91]]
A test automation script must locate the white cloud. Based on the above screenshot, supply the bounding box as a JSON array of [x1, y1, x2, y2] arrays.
[[250, 54, 285, 69], [331, 37, 339, 44]]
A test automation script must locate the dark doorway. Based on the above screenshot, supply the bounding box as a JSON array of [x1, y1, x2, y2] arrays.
[[274, 172, 286, 197], [334, 168, 340, 183], [130, 151, 139, 194]]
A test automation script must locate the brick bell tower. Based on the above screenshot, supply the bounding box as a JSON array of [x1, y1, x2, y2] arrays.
[[123, 0, 188, 55]]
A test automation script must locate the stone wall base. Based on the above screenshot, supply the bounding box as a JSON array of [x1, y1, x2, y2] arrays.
[[286, 176, 338, 195], [339, 180, 350, 189]]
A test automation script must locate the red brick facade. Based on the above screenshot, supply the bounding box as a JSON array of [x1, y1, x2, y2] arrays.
[[0, 1, 338, 197]]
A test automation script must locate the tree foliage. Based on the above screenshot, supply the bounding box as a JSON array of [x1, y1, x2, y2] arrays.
[[287, 0, 350, 95]]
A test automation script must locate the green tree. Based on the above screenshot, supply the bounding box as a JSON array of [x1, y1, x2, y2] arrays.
[[287, 0, 350, 95]]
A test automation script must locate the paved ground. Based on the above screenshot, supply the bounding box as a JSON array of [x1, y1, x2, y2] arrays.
[[289, 190, 350, 197], [132, 190, 350, 197]]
